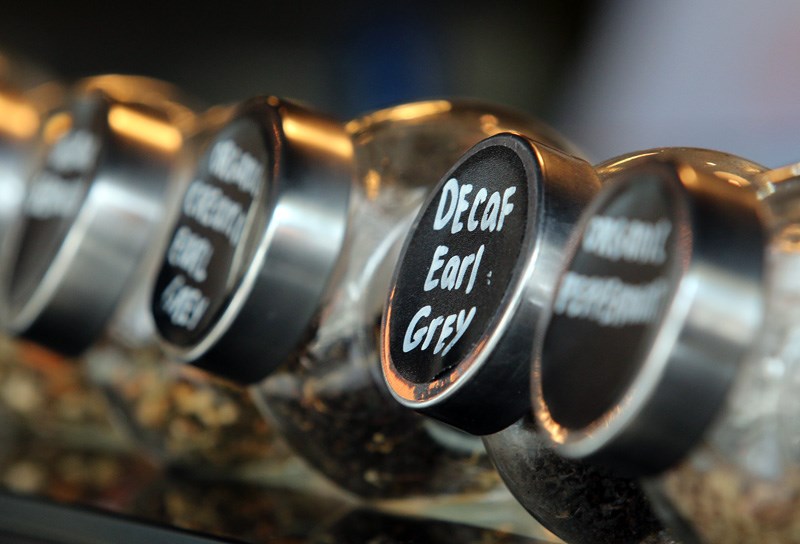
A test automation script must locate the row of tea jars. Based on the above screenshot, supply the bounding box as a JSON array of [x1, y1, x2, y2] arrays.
[[0, 66, 585, 513], [4, 64, 797, 544], [381, 131, 800, 543]]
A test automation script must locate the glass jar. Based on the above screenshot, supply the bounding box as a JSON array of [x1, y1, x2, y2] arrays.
[[532, 152, 800, 544], [0, 75, 199, 449], [383, 143, 766, 543], [152, 96, 575, 498]]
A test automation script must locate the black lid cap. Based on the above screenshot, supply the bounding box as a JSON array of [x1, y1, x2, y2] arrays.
[[152, 97, 353, 384], [3, 76, 193, 356], [533, 157, 766, 476], [381, 133, 599, 435]]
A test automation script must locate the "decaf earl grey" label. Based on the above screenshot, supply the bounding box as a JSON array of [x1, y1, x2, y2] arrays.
[[388, 144, 531, 384], [153, 117, 267, 346], [541, 174, 680, 430]]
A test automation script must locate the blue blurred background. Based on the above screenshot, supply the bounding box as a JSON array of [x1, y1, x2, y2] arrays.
[[3, 0, 798, 166]]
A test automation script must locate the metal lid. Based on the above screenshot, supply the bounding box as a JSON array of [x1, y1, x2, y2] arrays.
[[3, 76, 194, 356], [533, 157, 766, 476], [0, 58, 64, 329], [381, 133, 599, 435], [152, 97, 354, 385]]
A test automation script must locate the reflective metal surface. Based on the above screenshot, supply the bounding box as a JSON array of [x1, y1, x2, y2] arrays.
[[154, 97, 354, 384], [2, 76, 195, 356]]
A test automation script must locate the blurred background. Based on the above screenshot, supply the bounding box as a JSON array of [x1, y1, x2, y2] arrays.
[[1, 0, 798, 165]]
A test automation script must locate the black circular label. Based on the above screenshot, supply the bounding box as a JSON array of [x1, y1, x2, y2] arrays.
[[540, 173, 682, 430], [153, 117, 268, 347], [388, 144, 531, 384], [9, 109, 103, 309]]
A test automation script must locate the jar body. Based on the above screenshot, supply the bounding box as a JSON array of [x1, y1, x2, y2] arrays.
[[86, 342, 294, 477], [644, 214, 800, 544], [252, 101, 577, 498], [0, 335, 125, 449], [0, 329, 283, 470], [483, 418, 675, 544]]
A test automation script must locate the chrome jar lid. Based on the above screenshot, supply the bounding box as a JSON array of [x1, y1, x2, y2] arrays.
[[152, 97, 354, 384], [4, 76, 194, 355], [381, 133, 599, 435], [533, 156, 766, 475]]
